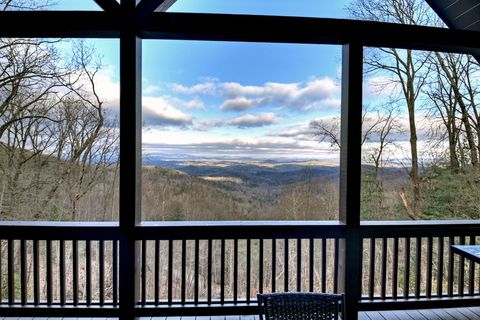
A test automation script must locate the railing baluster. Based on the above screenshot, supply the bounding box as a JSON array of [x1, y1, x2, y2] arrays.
[[415, 237, 421, 299], [182, 239, 187, 304], [426, 237, 433, 298], [459, 236, 465, 296], [59, 240, 66, 306], [20, 239, 27, 305], [86, 240, 91, 306], [233, 239, 238, 302], [7, 239, 14, 305], [0, 240, 2, 303], [168, 240, 173, 305], [33, 239, 40, 306], [296, 238, 301, 292], [73, 240, 79, 306], [284, 238, 289, 292], [448, 236, 454, 297], [392, 237, 398, 299], [309, 238, 314, 292], [99, 240, 105, 306], [113, 240, 118, 307], [437, 236, 444, 297], [259, 239, 264, 294], [141, 240, 146, 306], [155, 240, 160, 305], [369, 238, 375, 300], [404, 237, 410, 299], [246, 238, 251, 302], [46, 240, 53, 306], [272, 239, 276, 293], [207, 239, 212, 304], [381, 238, 387, 299], [469, 235, 475, 295], [194, 239, 200, 304], [334, 238, 339, 293], [321, 238, 326, 293]]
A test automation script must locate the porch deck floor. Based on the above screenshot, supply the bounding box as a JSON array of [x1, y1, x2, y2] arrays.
[[4, 307, 480, 320]]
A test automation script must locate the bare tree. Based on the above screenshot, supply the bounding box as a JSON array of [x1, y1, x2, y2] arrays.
[[365, 107, 402, 175], [38, 40, 119, 220], [425, 55, 461, 171], [432, 52, 479, 169], [0, 32, 119, 220], [346, 0, 434, 219], [0, 0, 52, 11], [310, 104, 402, 172]]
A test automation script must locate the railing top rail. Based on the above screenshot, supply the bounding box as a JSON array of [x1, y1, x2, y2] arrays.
[[140, 220, 343, 227], [0, 221, 120, 240], [2, 219, 479, 240], [360, 220, 480, 238], [361, 220, 480, 226], [0, 221, 118, 227], [138, 220, 345, 240]]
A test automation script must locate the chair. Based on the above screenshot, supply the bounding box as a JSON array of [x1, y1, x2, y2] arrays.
[[257, 292, 345, 320]]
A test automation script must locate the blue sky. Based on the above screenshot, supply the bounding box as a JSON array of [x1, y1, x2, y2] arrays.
[[54, 0, 419, 162]]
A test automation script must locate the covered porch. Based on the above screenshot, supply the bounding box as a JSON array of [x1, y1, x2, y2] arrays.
[[1, 0, 480, 319]]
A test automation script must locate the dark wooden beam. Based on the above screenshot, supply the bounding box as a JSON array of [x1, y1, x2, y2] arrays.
[[0, 11, 478, 55], [0, 11, 120, 38], [118, 1, 142, 320], [137, 0, 176, 14], [338, 43, 364, 320], [93, 0, 121, 11], [140, 13, 480, 54]]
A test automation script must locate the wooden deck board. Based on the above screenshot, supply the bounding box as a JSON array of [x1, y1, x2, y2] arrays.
[[456, 308, 479, 320], [433, 309, 466, 320], [2, 309, 480, 320], [465, 307, 480, 317]]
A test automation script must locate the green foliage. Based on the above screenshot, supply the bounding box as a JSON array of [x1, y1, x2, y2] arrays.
[[421, 166, 480, 220]]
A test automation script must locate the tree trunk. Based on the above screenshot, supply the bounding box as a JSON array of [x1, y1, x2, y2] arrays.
[[448, 129, 460, 171]]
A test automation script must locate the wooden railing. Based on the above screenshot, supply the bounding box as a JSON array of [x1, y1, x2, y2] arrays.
[[1, 220, 480, 317], [359, 221, 480, 310], [136, 221, 344, 310]]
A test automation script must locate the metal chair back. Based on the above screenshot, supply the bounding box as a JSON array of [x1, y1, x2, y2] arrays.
[[258, 292, 345, 320]]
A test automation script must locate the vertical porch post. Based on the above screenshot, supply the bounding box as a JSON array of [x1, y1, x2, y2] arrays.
[[119, 0, 142, 319], [338, 43, 363, 320]]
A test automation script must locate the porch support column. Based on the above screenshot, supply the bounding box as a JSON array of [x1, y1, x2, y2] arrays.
[[338, 43, 363, 320], [119, 0, 142, 319]]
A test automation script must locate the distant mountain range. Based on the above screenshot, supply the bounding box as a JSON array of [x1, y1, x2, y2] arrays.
[[143, 158, 407, 188], [144, 158, 340, 187]]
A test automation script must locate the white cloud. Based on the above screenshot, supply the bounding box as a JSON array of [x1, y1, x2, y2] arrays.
[[169, 77, 341, 111], [220, 97, 254, 111], [228, 112, 277, 128], [171, 80, 217, 96], [144, 85, 161, 95], [90, 65, 119, 109], [268, 123, 316, 141], [142, 96, 193, 127], [193, 112, 278, 130], [184, 97, 205, 110], [142, 132, 337, 161], [221, 78, 339, 110]]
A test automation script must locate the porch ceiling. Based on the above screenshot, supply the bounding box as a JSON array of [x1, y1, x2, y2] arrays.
[[426, 0, 480, 61]]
